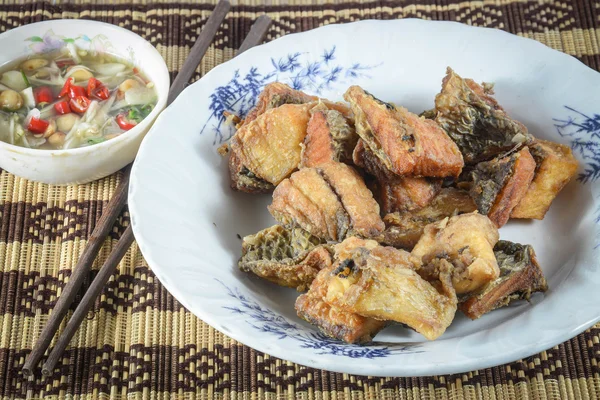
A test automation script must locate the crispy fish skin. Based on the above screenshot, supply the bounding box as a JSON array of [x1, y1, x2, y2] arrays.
[[228, 151, 275, 193], [470, 147, 536, 227], [239, 225, 331, 291], [460, 240, 548, 319], [243, 82, 354, 126], [322, 237, 457, 341], [295, 264, 387, 343], [435, 67, 533, 164], [412, 213, 500, 295], [376, 188, 477, 249], [269, 162, 384, 240], [301, 103, 358, 168], [352, 138, 395, 180], [318, 162, 385, 237], [290, 168, 350, 241], [230, 103, 313, 187], [242, 82, 318, 126], [269, 170, 349, 241], [353, 139, 442, 213], [344, 86, 464, 178], [511, 140, 579, 219]]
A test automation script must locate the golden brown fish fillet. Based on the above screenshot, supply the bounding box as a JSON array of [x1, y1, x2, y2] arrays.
[[412, 213, 500, 295], [295, 264, 387, 343], [511, 140, 578, 219], [242, 82, 317, 126], [435, 67, 534, 164], [229, 103, 313, 190], [269, 168, 350, 241], [376, 188, 477, 249], [269, 162, 384, 240], [344, 86, 464, 178], [353, 139, 442, 213], [239, 225, 331, 291], [469, 147, 536, 227], [460, 240, 548, 319], [301, 103, 358, 168], [318, 162, 385, 237], [319, 237, 457, 341], [378, 177, 442, 214]]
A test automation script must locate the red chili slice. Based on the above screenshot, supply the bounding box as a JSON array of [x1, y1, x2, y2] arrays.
[[34, 86, 53, 105], [87, 78, 110, 100], [68, 85, 86, 99], [116, 113, 137, 131], [58, 77, 73, 98], [92, 86, 110, 100], [27, 117, 50, 134], [54, 100, 71, 115], [69, 96, 91, 113]]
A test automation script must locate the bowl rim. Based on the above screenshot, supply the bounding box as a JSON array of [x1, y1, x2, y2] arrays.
[[0, 19, 169, 156]]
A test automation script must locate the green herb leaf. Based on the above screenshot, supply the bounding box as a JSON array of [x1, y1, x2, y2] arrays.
[[26, 36, 43, 42], [20, 71, 30, 88], [63, 38, 75, 44], [87, 137, 106, 145]]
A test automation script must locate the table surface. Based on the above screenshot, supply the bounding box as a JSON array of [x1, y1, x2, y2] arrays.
[[1, 1, 599, 399]]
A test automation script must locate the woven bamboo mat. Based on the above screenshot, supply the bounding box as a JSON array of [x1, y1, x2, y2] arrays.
[[1, 0, 599, 399]]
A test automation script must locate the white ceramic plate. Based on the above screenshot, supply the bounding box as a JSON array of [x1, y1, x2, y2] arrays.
[[129, 20, 600, 377]]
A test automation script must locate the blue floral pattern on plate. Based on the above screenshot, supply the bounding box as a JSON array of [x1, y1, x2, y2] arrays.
[[200, 46, 381, 144], [554, 106, 600, 183], [219, 280, 422, 359]]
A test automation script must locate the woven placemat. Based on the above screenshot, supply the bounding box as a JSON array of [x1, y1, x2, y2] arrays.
[[1, 1, 599, 399]]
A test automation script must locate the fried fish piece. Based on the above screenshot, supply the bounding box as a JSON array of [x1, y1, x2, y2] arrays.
[[469, 147, 536, 227], [320, 237, 457, 341], [318, 162, 385, 237], [229, 103, 313, 191], [511, 139, 579, 219], [269, 162, 384, 240], [228, 151, 275, 194], [269, 167, 350, 241], [344, 86, 464, 178], [378, 177, 442, 214], [296, 264, 387, 343], [376, 188, 477, 249], [412, 213, 500, 295], [353, 139, 442, 213], [242, 82, 318, 126], [239, 225, 331, 291], [435, 67, 534, 164], [243, 82, 353, 126], [352, 138, 396, 180], [301, 103, 358, 168], [460, 240, 548, 319]]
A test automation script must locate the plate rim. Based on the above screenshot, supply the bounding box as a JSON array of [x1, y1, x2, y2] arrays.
[[129, 18, 600, 377]]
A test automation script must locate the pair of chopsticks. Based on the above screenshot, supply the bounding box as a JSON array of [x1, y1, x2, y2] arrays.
[[22, 1, 271, 377]]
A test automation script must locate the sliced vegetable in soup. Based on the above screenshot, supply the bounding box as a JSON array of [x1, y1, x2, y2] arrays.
[[0, 48, 157, 150]]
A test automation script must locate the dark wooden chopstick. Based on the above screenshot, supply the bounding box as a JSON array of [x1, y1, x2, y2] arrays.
[[42, 226, 134, 376], [34, 12, 272, 377], [237, 15, 271, 55], [22, 0, 234, 377], [21, 167, 131, 376], [167, 0, 231, 105]]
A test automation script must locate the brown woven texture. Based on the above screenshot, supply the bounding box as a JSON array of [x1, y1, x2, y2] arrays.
[[1, 0, 599, 399]]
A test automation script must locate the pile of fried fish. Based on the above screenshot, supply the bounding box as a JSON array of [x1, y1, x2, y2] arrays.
[[219, 67, 579, 343]]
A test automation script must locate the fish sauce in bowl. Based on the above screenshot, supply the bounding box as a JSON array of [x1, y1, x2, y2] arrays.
[[0, 47, 157, 150]]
